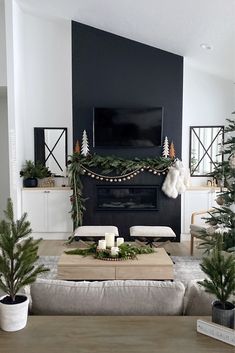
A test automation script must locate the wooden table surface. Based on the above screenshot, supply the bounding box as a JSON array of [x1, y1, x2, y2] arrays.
[[58, 247, 174, 280], [0, 316, 233, 353]]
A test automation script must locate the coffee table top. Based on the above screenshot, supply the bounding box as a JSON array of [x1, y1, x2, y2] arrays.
[[0, 316, 233, 353], [58, 247, 172, 267]]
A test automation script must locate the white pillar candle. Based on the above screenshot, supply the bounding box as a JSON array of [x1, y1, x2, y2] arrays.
[[111, 246, 119, 256], [98, 240, 106, 250], [105, 233, 115, 247], [116, 237, 124, 247]]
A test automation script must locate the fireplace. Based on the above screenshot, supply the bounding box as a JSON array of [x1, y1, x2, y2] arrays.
[[96, 185, 159, 211]]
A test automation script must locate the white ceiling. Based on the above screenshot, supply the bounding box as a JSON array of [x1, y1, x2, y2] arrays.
[[18, 0, 235, 81]]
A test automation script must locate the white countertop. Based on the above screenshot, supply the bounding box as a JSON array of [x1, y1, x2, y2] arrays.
[[22, 187, 72, 190], [187, 186, 220, 191]]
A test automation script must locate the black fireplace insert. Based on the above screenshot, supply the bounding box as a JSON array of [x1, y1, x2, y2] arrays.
[[96, 185, 159, 211]]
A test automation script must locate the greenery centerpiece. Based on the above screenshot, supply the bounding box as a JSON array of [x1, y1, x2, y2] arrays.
[[65, 242, 154, 260], [0, 199, 49, 331], [20, 160, 52, 187]]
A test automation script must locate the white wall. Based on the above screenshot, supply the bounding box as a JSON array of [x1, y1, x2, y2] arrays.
[[182, 59, 234, 186], [5, 3, 72, 217], [0, 0, 7, 86], [22, 12, 72, 163], [5, 0, 25, 217], [181, 60, 234, 240], [0, 91, 10, 217]]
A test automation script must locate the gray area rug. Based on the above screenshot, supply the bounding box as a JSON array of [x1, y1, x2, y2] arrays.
[[37, 255, 205, 285]]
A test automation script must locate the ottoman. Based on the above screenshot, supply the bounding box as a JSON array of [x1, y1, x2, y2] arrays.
[[130, 226, 176, 247]]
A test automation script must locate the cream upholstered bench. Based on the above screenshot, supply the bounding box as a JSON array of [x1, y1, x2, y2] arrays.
[[130, 226, 176, 247], [74, 226, 119, 243]]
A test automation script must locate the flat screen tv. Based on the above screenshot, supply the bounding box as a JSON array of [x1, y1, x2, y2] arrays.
[[93, 107, 163, 147]]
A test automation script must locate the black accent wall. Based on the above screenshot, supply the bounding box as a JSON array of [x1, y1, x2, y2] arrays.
[[72, 21, 183, 240]]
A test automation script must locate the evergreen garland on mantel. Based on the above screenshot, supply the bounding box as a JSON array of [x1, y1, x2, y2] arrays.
[[68, 152, 173, 233]]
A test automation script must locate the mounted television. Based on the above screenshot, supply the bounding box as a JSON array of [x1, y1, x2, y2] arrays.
[[93, 107, 163, 148]]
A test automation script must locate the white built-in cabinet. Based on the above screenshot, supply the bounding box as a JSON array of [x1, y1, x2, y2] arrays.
[[22, 188, 73, 239], [181, 187, 220, 239]]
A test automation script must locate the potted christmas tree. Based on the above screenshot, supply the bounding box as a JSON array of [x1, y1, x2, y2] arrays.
[[0, 199, 49, 331], [198, 236, 235, 328]]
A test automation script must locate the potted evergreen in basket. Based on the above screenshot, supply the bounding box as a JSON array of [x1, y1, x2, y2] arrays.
[[0, 199, 49, 331], [20, 160, 51, 187], [198, 236, 235, 328]]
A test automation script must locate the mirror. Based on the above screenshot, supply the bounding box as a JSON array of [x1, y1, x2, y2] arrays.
[[189, 126, 224, 176], [34, 127, 67, 176]]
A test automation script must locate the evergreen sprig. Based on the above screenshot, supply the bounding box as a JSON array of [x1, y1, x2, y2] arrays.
[[20, 160, 51, 179], [0, 199, 49, 302]]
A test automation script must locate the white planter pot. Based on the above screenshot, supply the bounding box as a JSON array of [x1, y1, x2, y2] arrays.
[[0, 294, 29, 332]]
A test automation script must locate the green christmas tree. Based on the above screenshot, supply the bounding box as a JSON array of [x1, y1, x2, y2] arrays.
[[0, 199, 49, 302], [197, 116, 235, 253]]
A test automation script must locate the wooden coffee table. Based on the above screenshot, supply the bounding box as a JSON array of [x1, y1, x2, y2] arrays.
[[57, 247, 173, 280]]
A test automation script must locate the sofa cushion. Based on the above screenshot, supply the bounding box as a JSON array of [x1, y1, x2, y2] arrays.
[[31, 279, 185, 316], [190, 224, 208, 237], [184, 279, 235, 316], [183, 279, 215, 315]]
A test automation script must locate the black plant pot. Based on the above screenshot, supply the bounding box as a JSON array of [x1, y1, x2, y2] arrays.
[[23, 178, 38, 188], [212, 300, 235, 329]]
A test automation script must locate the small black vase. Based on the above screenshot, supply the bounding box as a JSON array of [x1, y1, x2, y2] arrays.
[[212, 300, 235, 329], [23, 178, 38, 188]]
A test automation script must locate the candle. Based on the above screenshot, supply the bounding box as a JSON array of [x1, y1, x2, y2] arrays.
[[98, 240, 106, 250], [111, 246, 119, 256], [105, 233, 115, 247], [116, 237, 124, 247]]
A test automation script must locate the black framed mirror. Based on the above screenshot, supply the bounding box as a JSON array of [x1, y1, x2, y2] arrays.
[[34, 127, 67, 176], [189, 126, 224, 176]]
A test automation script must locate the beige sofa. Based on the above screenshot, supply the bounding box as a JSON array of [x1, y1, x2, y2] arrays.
[[30, 278, 215, 316]]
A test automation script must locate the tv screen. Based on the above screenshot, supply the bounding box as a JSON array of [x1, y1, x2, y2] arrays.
[[93, 107, 163, 147]]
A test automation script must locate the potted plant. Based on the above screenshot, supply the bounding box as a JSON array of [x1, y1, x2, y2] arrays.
[[0, 199, 49, 331], [20, 160, 51, 187], [198, 237, 235, 328]]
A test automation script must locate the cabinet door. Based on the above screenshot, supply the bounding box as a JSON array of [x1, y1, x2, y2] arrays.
[[22, 191, 46, 232], [47, 190, 73, 232], [183, 191, 211, 233]]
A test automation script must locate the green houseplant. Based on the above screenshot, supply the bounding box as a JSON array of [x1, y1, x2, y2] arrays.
[[0, 199, 49, 331], [20, 160, 51, 187], [198, 237, 235, 328]]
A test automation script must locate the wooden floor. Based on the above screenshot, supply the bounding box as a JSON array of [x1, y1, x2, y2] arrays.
[[38, 240, 204, 257]]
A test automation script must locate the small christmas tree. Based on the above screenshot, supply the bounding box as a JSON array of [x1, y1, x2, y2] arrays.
[[74, 140, 80, 153], [169, 141, 176, 159], [0, 199, 49, 302], [197, 116, 235, 253], [198, 236, 235, 307], [81, 130, 90, 156], [162, 136, 169, 158]]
